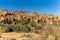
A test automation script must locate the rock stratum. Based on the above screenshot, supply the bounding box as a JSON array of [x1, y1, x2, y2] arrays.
[[0, 10, 60, 25]]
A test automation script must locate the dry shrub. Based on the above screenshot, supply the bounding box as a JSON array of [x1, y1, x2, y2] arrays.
[[46, 34, 55, 40]]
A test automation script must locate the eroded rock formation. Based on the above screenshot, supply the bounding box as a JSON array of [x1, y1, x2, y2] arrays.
[[0, 10, 60, 25]]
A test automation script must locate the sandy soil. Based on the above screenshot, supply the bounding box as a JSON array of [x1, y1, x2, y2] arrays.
[[0, 32, 41, 40]]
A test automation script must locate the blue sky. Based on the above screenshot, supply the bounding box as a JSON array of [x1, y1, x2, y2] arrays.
[[0, 0, 60, 16]]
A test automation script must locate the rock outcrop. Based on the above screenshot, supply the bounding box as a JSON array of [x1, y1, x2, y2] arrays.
[[0, 10, 60, 25]]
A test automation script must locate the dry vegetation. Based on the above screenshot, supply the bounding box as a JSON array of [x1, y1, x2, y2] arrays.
[[0, 10, 60, 40]]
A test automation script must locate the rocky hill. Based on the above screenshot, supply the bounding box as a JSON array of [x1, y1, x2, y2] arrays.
[[0, 10, 60, 25], [0, 10, 60, 40]]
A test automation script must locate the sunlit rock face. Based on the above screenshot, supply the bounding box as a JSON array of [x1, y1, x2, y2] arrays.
[[0, 10, 8, 22], [0, 10, 60, 25], [0, 10, 8, 16]]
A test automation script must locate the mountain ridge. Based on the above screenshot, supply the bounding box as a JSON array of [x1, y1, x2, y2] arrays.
[[0, 10, 60, 25]]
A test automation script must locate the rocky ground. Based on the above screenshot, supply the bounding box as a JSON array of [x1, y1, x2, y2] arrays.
[[0, 32, 55, 40]]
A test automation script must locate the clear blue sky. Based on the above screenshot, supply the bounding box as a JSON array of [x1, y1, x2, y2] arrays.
[[0, 0, 60, 16]]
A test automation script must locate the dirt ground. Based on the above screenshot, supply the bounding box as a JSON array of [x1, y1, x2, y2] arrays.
[[0, 32, 42, 40]]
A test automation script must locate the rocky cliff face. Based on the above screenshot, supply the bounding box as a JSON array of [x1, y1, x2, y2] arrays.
[[0, 10, 60, 25]]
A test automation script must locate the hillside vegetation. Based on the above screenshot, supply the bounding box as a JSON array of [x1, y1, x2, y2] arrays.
[[0, 10, 60, 40]]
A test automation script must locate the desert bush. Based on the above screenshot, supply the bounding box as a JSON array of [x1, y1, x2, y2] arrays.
[[0, 23, 47, 33], [0, 23, 14, 32], [1, 25, 13, 32], [6, 26, 13, 32], [0, 24, 7, 32], [0, 23, 32, 32], [11, 24, 32, 32], [19, 25, 32, 32], [35, 26, 43, 30], [12, 24, 20, 32], [34, 30, 40, 34], [31, 26, 43, 34], [30, 19, 36, 27]]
